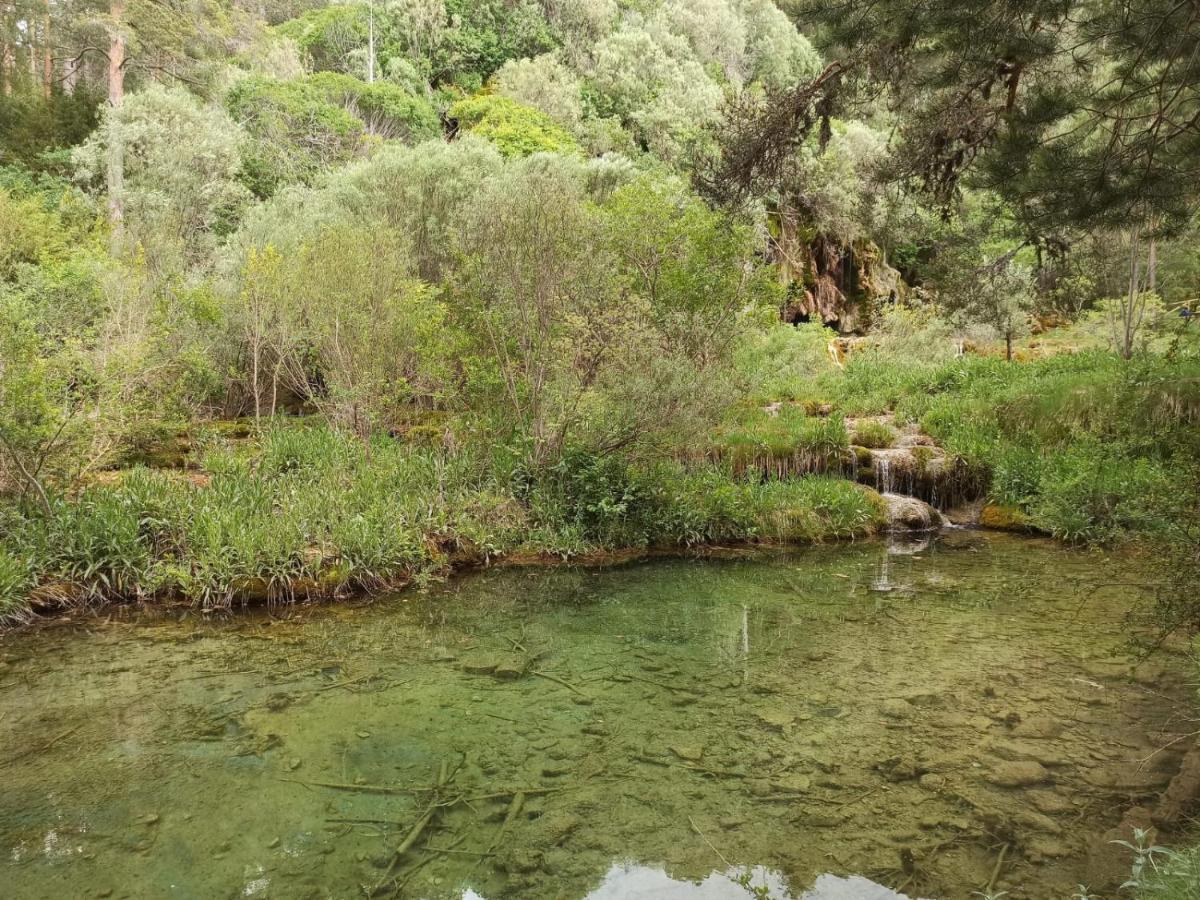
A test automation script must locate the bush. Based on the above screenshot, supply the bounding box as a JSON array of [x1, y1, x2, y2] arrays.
[[449, 93, 580, 157]]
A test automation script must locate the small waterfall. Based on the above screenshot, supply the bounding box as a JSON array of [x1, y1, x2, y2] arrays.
[[876, 454, 892, 495]]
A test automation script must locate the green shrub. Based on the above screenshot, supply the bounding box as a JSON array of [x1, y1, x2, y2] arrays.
[[449, 94, 580, 157]]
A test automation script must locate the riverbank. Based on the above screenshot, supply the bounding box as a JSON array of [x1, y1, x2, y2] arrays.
[[4, 344, 1200, 631], [0, 423, 895, 625]]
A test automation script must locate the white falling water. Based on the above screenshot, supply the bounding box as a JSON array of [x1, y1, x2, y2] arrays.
[[876, 453, 892, 495]]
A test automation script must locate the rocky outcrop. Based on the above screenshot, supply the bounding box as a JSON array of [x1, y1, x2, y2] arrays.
[[882, 494, 944, 532], [849, 418, 984, 510], [772, 209, 905, 334]]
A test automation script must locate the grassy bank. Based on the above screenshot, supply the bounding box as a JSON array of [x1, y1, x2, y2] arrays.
[[4, 325, 1200, 627], [793, 345, 1200, 544], [0, 424, 886, 623]]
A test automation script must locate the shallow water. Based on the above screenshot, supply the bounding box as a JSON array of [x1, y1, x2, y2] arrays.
[[0, 531, 1193, 900]]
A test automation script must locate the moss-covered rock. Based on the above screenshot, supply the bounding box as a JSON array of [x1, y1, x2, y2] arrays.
[[978, 504, 1038, 532]]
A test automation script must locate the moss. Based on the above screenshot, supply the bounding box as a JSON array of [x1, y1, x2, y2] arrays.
[[403, 424, 445, 446], [978, 503, 1037, 532], [910, 445, 935, 472]]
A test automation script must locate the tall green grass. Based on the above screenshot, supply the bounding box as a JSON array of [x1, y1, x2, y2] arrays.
[[0, 423, 891, 620], [806, 349, 1200, 543]]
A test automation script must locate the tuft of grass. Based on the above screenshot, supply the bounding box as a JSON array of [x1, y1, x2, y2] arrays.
[[851, 420, 896, 449], [0, 548, 34, 624], [708, 406, 850, 478], [750, 478, 887, 542]]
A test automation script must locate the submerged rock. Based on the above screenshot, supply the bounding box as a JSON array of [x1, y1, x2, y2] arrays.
[[984, 760, 1051, 787], [880, 698, 915, 720], [755, 709, 795, 732]]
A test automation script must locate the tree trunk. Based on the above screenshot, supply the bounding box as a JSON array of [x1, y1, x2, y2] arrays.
[[106, 0, 126, 251], [1005, 331, 1013, 362], [367, 0, 375, 83], [1147, 238, 1158, 296], [42, 0, 52, 99]]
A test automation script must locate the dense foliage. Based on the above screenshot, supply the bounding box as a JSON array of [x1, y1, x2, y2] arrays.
[[0, 0, 1198, 639]]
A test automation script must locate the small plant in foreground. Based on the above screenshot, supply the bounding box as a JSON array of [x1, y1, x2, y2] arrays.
[[1113, 827, 1172, 890]]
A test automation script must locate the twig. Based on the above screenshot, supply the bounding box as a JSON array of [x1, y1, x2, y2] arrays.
[[530, 670, 588, 697], [985, 842, 1010, 894], [834, 785, 882, 808], [278, 778, 419, 795], [688, 815, 730, 868], [462, 786, 562, 803], [1, 724, 82, 767], [487, 790, 525, 852], [634, 754, 746, 778], [369, 759, 454, 895], [612, 673, 699, 695]]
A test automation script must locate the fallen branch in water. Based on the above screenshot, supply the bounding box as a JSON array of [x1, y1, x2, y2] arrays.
[[985, 842, 1010, 894], [530, 669, 588, 697], [0, 724, 82, 767], [462, 785, 562, 802], [370, 758, 457, 895], [487, 790, 525, 852], [633, 754, 746, 778], [611, 673, 699, 694], [278, 778, 419, 795], [688, 815, 730, 868]]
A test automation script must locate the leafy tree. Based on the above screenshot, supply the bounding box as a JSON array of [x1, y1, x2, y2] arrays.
[[0, 90, 103, 173], [494, 53, 583, 130], [328, 136, 504, 281], [706, 0, 1200, 238], [600, 175, 778, 365], [275, 4, 369, 75], [304, 72, 440, 140], [449, 93, 579, 157], [586, 23, 723, 160], [432, 0, 557, 88], [227, 73, 440, 196], [75, 84, 251, 271], [232, 228, 457, 434]]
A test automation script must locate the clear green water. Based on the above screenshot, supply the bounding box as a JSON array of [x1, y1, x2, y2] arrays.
[[0, 531, 1192, 900]]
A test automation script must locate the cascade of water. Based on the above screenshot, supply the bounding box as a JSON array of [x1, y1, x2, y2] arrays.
[[876, 454, 892, 495]]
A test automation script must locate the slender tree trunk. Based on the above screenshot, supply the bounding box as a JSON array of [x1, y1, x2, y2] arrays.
[[106, 0, 126, 251], [367, 0, 376, 83], [1005, 331, 1013, 362], [1147, 237, 1158, 296], [42, 0, 52, 99]]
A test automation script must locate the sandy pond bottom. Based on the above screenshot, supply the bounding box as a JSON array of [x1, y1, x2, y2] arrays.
[[0, 531, 1195, 900]]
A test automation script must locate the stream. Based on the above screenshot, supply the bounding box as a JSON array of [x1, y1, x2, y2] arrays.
[[0, 531, 1193, 899]]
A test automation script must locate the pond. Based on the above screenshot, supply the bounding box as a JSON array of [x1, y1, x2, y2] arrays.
[[0, 531, 1192, 899]]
